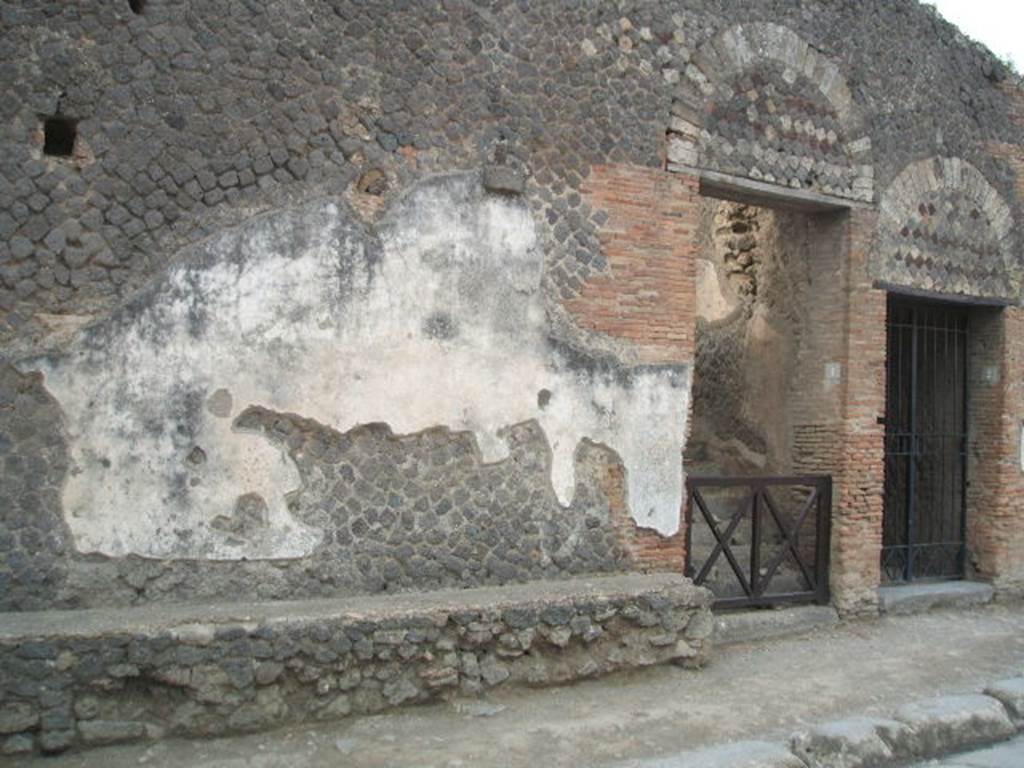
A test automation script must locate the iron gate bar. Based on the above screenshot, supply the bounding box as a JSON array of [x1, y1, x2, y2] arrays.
[[691, 489, 753, 596], [751, 487, 762, 596], [685, 475, 832, 610], [758, 487, 818, 593]]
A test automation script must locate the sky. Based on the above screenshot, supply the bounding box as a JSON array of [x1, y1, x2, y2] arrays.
[[929, 0, 1024, 71]]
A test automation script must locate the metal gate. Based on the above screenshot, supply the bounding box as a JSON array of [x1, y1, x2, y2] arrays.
[[685, 475, 832, 609], [881, 296, 969, 582]]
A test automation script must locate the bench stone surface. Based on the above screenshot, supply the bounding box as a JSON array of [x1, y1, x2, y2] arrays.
[[0, 573, 713, 758]]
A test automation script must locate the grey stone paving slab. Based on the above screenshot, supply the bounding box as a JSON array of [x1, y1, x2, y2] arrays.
[[790, 716, 902, 768], [879, 582, 994, 616], [636, 741, 804, 768], [894, 695, 1016, 757]]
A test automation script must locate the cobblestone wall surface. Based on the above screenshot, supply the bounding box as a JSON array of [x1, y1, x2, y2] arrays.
[[1, 396, 639, 611], [0, 367, 71, 612], [1, 0, 1019, 349]]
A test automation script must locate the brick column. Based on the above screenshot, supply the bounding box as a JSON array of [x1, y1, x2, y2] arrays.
[[978, 117, 1024, 595], [568, 164, 700, 570], [968, 306, 1024, 595], [830, 207, 887, 616]]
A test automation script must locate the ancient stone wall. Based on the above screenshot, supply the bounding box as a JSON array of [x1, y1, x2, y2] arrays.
[[1, 0, 1023, 613], [3, 0, 1017, 348], [2, 174, 692, 610]]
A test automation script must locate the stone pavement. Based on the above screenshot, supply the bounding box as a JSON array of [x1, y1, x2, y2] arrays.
[[6, 602, 1024, 767], [910, 734, 1024, 767]]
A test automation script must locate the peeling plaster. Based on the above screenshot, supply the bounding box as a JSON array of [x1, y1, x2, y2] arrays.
[[24, 174, 691, 560]]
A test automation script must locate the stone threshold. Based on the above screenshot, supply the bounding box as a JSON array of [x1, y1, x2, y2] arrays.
[[713, 604, 840, 647], [711, 580, 996, 649], [879, 580, 995, 616]]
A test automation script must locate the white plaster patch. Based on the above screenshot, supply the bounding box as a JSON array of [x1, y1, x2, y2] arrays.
[[25, 175, 691, 560]]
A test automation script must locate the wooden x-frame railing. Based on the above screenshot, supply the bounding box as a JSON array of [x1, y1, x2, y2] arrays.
[[684, 475, 832, 610]]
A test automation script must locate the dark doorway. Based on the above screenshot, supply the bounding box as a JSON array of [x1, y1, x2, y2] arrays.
[[881, 296, 969, 582]]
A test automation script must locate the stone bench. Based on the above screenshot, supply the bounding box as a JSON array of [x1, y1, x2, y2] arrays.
[[0, 573, 712, 757]]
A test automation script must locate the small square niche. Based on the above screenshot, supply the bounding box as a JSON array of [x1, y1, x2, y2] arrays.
[[42, 116, 77, 158]]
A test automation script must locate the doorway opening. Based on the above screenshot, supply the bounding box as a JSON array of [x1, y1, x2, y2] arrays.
[[881, 296, 969, 583], [685, 188, 847, 606]]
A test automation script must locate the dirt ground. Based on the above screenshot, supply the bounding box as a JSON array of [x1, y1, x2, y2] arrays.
[[13, 603, 1024, 768]]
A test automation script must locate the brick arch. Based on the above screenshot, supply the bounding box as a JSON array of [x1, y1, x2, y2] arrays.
[[667, 23, 873, 203], [874, 157, 1017, 298]]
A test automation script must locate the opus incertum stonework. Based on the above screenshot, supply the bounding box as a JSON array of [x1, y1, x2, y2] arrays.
[[1, 0, 1024, 758]]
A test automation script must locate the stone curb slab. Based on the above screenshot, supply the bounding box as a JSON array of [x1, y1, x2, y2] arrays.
[[983, 678, 1024, 725], [630, 683, 1024, 768], [893, 694, 1016, 758], [790, 716, 905, 768], [636, 740, 804, 768]]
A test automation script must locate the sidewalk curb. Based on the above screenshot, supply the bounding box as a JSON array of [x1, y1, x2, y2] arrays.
[[627, 676, 1024, 768]]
